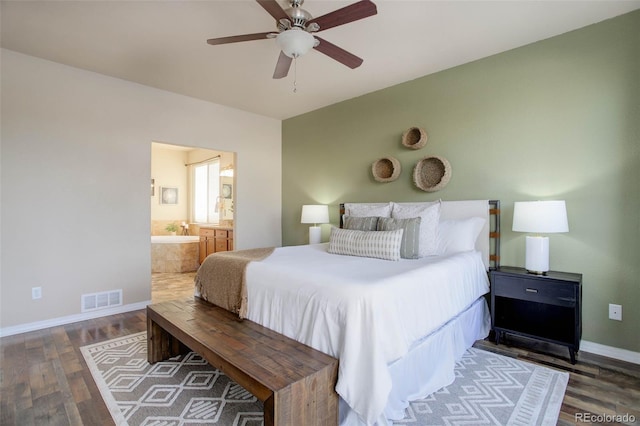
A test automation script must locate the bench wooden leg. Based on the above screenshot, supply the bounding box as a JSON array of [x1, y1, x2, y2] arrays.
[[264, 372, 338, 426], [264, 395, 275, 426], [147, 315, 181, 363]]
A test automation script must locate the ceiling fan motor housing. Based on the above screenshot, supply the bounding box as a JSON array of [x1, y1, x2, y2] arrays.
[[285, 0, 313, 29]]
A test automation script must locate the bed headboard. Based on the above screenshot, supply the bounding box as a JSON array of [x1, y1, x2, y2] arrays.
[[339, 200, 501, 270]]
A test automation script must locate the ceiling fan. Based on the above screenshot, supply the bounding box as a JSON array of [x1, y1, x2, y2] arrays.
[[206, 0, 377, 79]]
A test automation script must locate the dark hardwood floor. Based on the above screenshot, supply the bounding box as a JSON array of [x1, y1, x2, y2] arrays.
[[1, 272, 638, 425]]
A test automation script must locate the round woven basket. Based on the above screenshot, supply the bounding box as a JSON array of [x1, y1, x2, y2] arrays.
[[413, 156, 452, 192], [401, 127, 428, 150], [372, 157, 401, 182]]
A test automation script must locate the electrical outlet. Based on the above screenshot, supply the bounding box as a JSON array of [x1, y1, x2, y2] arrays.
[[32, 287, 42, 300], [609, 303, 622, 321]]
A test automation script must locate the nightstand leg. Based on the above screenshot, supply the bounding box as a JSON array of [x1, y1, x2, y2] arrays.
[[495, 331, 501, 345], [569, 348, 576, 365]]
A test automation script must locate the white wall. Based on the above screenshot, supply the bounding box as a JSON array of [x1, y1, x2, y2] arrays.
[[0, 49, 282, 331]]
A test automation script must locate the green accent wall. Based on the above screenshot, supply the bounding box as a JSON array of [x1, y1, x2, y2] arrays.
[[282, 11, 640, 353]]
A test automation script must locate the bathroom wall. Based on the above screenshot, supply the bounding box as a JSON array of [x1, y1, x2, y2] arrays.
[[150, 144, 236, 235], [151, 143, 189, 235]]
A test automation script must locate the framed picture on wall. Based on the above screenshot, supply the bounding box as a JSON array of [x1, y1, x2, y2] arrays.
[[222, 183, 232, 199], [160, 187, 178, 205]]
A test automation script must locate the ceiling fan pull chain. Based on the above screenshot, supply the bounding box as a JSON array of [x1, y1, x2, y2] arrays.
[[293, 57, 298, 93]]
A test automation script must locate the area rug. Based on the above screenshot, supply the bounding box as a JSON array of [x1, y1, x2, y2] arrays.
[[81, 332, 263, 426], [394, 347, 568, 426], [82, 333, 568, 426]]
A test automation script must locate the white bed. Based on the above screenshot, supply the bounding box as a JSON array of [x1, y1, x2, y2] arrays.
[[197, 199, 498, 425]]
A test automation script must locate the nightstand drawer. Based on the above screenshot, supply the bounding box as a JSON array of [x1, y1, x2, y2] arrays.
[[493, 275, 575, 307]]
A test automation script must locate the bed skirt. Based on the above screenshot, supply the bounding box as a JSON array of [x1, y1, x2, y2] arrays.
[[339, 297, 491, 426]]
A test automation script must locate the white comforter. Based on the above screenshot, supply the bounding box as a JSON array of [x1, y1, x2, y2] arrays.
[[245, 243, 490, 425]]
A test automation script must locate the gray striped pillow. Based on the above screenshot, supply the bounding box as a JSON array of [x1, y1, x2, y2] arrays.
[[377, 217, 421, 259], [328, 227, 404, 261], [343, 215, 380, 231]]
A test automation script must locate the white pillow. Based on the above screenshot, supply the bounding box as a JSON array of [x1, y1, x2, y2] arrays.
[[328, 227, 403, 261], [437, 217, 486, 255], [391, 201, 441, 257], [344, 202, 392, 218]]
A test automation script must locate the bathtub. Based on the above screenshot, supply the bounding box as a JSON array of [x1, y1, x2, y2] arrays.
[[151, 235, 200, 273]]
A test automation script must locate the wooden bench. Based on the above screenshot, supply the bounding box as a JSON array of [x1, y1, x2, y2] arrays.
[[147, 298, 339, 426]]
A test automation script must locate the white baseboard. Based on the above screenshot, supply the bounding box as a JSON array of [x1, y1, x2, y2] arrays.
[[0, 300, 151, 338], [581, 340, 640, 365]]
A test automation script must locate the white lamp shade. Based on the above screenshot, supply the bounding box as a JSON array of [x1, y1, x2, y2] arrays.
[[276, 28, 316, 58], [301, 205, 329, 224], [512, 200, 569, 233]]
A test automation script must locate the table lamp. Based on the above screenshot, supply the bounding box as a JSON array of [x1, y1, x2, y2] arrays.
[[512, 200, 569, 274], [301, 205, 329, 244]]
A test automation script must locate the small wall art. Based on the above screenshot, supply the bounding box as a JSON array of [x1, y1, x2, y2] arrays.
[[222, 183, 233, 199], [372, 157, 401, 182], [401, 127, 428, 150], [160, 187, 178, 205], [413, 156, 452, 192]]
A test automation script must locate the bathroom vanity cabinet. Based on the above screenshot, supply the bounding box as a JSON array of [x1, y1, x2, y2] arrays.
[[199, 227, 234, 263]]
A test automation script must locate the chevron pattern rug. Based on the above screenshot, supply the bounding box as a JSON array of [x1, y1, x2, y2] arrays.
[[81, 332, 263, 426], [82, 332, 568, 426], [394, 347, 568, 425]]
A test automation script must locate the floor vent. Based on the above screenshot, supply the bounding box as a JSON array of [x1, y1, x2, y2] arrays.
[[82, 290, 123, 312]]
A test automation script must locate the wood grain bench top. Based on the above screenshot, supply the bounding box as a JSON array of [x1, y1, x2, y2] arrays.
[[147, 297, 339, 426]]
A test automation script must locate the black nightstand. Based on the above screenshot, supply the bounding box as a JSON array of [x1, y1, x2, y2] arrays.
[[490, 266, 582, 364]]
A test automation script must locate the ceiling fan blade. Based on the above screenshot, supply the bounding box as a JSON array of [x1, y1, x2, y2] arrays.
[[273, 51, 293, 79], [207, 32, 272, 45], [314, 36, 363, 69], [307, 0, 377, 32], [256, 0, 290, 22]]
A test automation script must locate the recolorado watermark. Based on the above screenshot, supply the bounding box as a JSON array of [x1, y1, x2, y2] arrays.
[[575, 413, 636, 423]]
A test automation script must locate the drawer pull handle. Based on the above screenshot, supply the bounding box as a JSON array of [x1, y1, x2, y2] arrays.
[[525, 288, 538, 293]]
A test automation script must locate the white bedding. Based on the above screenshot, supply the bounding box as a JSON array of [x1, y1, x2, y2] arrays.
[[245, 243, 490, 425]]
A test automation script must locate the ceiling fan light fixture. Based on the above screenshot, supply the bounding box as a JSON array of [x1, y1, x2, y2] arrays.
[[276, 28, 316, 58]]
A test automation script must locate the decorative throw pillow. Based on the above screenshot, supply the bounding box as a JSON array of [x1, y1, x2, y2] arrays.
[[343, 215, 380, 231], [328, 227, 403, 261], [391, 201, 441, 257], [377, 217, 421, 259], [344, 203, 392, 218], [437, 217, 486, 255]]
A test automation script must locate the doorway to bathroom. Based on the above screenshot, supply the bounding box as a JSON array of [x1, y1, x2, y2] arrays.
[[150, 141, 235, 303]]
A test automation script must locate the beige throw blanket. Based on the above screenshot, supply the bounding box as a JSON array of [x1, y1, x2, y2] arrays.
[[194, 247, 275, 319]]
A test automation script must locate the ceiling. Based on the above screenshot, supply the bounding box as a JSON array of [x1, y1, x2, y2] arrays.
[[2, 1, 638, 120]]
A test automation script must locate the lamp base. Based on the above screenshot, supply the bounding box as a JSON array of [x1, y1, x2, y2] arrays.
[[525, 235, 549, 274], [308, 226, 321, 245]]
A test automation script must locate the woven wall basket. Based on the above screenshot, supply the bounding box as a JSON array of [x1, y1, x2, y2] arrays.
[[401, 127, 428, 150], [372, 157, 401, 183], [413, 156, 452, 192]]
